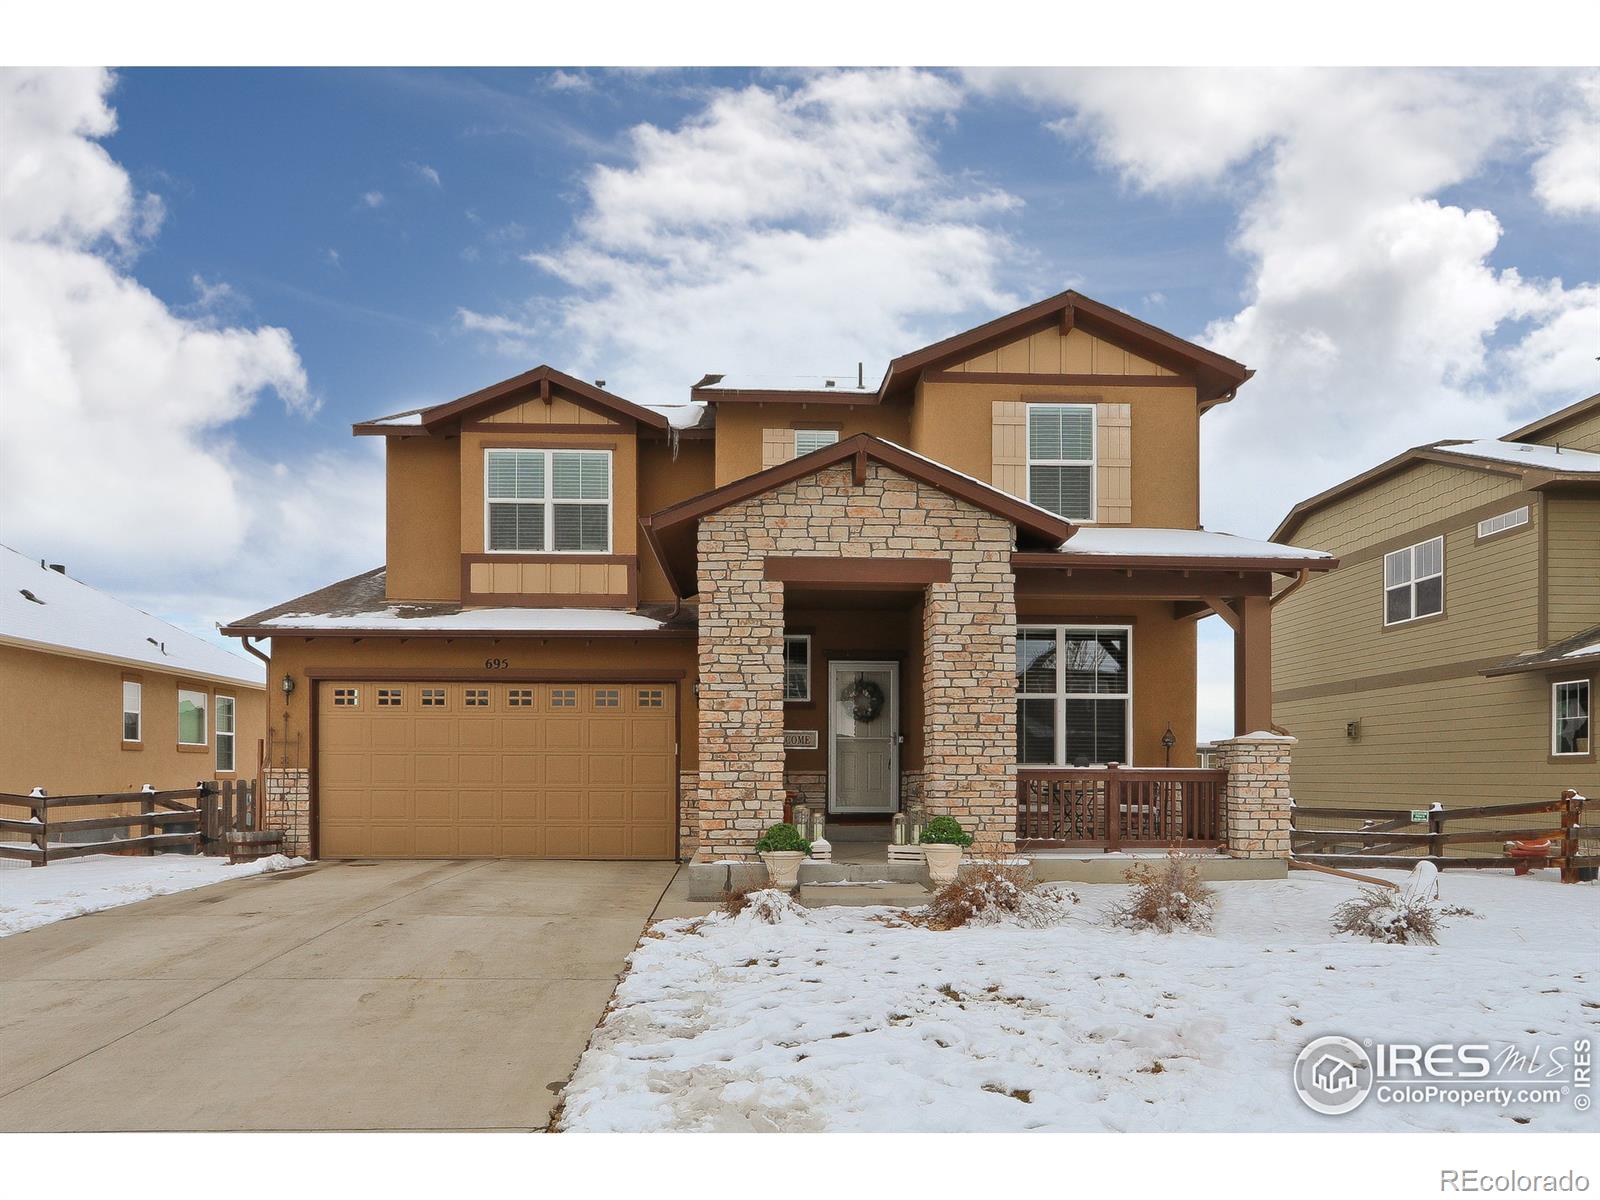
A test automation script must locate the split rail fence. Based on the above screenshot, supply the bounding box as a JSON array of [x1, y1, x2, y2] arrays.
[[0, 780, 260, 867]]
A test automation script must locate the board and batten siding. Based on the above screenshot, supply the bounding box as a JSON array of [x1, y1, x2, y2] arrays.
[[990, 400, 1131, 525], [1544, 494, 1600, 643]]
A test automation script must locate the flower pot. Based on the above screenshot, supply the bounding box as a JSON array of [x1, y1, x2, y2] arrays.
[[922, 843, 964, 886], [759, 850, 807, 891]]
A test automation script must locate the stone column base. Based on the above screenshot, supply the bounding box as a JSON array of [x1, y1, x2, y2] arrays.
[[262, 767, 311, 858], [1215, 734, 1295, 859]]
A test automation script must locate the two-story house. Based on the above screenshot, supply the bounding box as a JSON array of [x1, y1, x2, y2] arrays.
[[1271, 393, 1600, 812], [223, 291, 1336, 867]]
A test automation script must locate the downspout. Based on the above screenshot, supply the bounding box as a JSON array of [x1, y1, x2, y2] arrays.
[[1269, 569, 1310, 607], [238, 634, 271, 667]]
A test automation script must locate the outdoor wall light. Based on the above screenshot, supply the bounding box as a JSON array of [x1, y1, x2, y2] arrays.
[[281, 675, 296, 696], [1346, 719, 1360, 740], [1161, 722, 1177, 766]]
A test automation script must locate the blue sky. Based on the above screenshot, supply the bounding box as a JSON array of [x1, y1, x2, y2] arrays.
[[3, 67, 1596, 738]]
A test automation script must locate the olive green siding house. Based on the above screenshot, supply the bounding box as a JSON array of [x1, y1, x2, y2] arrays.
[[1271, 394, 1600, 812]]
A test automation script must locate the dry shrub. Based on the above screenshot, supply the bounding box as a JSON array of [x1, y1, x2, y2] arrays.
[[730, 888, 809, 925], [719, 887, 755, 917], [1331, 886, 1441, 945], [919, 856, 1079, 930], [1108, 850, 1216, 933]]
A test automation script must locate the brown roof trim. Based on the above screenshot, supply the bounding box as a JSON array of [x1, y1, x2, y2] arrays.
[[1272, 444, 1540, 543], [1013, 551, 1339, 574], [352, 410, 430, 437], [1504, 392, 1600, 445], [222, 625, 695, 641], [641, 434, 1074, 600], [354, 366, 669, 437], [1479, 622, 1600, 677], [880, 290, 1251, 405], [689, 388, 878, 405]]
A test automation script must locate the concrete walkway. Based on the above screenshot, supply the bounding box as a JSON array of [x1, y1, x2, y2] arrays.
[[0, 858, 678, 1131]]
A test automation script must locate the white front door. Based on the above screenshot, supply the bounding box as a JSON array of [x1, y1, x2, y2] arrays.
[[828, 660, 899, 814]]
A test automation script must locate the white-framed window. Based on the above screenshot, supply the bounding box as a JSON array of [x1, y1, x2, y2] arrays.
[[784, 635, 811, 702], [1477, 506, 1530, 539], [177, 687, 208, 746], [1383, 536, 1444, 625], [484, 448, 612, 553], [1015, 625, 1132, 766], [1552, 679, 1591, 757], [215, 695, 236, 772], [122, 680, 142, 742], [794, 428, 839, 457], [1027, 404, 1096, 521]]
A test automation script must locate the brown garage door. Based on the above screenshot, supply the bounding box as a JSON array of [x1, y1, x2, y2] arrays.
[[316, 680, 676, 859]]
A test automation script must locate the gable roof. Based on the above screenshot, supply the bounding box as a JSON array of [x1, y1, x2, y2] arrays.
[[353, 365, 670, 436], [1505, 392, 1600, 444], [2, 545, 265, 688], [878, 289, 1253, 406], [1481, 622, 1600, 678], [640, 433, 1076, 599], [1272, 429, 1600, 544]]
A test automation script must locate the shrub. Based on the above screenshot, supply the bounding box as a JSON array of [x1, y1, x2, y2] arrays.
[[1108, 850, 1216, 933], [919, 816, 974, 847], [918, 856, 1079, 930], [1331, 886, 1441, 945], [733, 888, 809, 925], [755, 822, 811, 854]]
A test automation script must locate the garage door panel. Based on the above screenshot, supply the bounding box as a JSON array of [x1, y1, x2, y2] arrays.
[[317, 680, 676, 861]]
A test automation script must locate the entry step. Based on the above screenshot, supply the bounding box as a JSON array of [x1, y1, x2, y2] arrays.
[[797, 881, 930, 908]]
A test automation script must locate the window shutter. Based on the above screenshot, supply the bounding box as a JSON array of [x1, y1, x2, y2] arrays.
[[762, 428, 791, 469], [1096, 403, 1132, 524], [991, 401, 1026, 498]]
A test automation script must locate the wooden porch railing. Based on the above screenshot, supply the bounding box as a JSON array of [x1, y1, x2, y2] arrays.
[[1016, 764, 1226, 850]]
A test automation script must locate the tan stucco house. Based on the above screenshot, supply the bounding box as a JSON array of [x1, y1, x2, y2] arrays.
[[224, 291, 1336, 866], [1, 545, 267, 803], [1271, 393, 1600, 811]]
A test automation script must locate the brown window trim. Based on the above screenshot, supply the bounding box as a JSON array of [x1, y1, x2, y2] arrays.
[[1380, 605, 1447, 633], [121, 669, 144, 751]]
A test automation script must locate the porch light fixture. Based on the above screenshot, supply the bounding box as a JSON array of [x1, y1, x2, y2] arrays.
[[1346, 720, 1360, 740], [281, 675, 296, 696], [1161, 723, 1176, 766]]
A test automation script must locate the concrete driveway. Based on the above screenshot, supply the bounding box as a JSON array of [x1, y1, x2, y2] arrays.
[[0, 858, 678, 1131]]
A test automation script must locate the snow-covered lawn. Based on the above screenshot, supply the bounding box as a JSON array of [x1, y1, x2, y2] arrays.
[[559, 870, 1599, 1132], [0, 853, 307, 937]]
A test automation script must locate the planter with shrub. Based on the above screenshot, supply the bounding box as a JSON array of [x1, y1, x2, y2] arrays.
[[754, 822, 812, 890], [918, 816, 974, 885]]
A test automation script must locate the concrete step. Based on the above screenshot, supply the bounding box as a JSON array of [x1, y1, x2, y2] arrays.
[[798, 881, 929, 909]]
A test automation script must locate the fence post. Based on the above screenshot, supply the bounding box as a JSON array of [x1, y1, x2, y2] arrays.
[[1560, 789, 1580, 885], [198, 780, 215, 853], [1427, 802, 1445, 863], [1106, 762, 1122, 852], [29, 787, 47, 867], [139, 784, 156, 856]]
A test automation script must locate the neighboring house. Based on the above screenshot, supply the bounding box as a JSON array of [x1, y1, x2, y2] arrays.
[[1, 545, 267, 804], [223, 290, 1335, 864], [1271, 394, 1600, 811]]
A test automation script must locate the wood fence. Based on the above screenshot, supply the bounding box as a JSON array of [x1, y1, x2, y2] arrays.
[[1291, 790, 1594, 883], [0, 780, 258, 867], [1017, 764, 1226, 850]]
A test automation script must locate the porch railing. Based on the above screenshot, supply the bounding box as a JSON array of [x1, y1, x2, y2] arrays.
[[1016, 764, 1226, 850]]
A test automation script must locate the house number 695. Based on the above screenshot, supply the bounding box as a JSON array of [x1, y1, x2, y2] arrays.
[[484, 658, 511, 670]]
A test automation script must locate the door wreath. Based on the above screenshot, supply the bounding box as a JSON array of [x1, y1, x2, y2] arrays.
[[840, 674, 885, 723]]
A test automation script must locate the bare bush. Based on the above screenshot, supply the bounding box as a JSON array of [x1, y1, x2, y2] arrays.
[[1108, 850, 1216, 933], [731, 888, 810, 925], [1331, 886, 1442, 945], [918, 856, 1079, 930]]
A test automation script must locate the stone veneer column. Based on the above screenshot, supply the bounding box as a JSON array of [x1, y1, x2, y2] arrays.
[[922, 553, 1017, 853], [262, 767, 311, 857], [1215, 733, 1295, 858], [694, 512, 786, 861]]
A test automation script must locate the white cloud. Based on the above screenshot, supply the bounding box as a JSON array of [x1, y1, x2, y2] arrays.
[[1532, 71, 1600, 216], [360, 189, 385, 208], [546, 70, 593, 93], [406, 161, 442, 187], [459, 69, 1020, 403], [0, 67, 382, 638]]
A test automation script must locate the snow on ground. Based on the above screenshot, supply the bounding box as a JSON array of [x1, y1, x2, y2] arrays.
[[559, 870, 1599, 1132], [0, 853, 306, 937]]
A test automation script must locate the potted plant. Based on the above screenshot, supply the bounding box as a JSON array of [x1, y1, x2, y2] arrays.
[[919, 816, 974, 886], [755, 822, 812, 891]]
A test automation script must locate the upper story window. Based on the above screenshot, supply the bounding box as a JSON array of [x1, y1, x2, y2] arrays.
[[122, 680, 142, 743], [178, 687, 208, 746], [1552, 680, 1591, 757], [1027, 404, 1095, 521], [1477, 506, 1530, 539], [1383, 536, 1444, 626], [794, 428, 839, 457], [485, 448, 611, 553]]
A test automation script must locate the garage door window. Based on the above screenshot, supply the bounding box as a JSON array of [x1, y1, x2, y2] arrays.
[[552, 688, 577, 708], [421, 688, 447, 708], [465, 688, 491, 708], [485, 448, 612, 553], [333, 687, 359, 707], [377, 688, 403, 706], [595, 688, 620, 708], [508, 688, 535, 707], [637, 688, 665, 708]]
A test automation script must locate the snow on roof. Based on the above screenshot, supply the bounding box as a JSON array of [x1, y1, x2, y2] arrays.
[[360, 409, 426, 427], [1438, 439, 1600, 474], [1057, 527, 1336, 562], [876, 439, 1074, 531], [254, 606, 671, 633], [1, 545, 265, 687], [693, 372, 877, 396], [644, 402, 712, 431]]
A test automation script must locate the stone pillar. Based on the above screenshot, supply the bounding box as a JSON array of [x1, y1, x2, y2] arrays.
[[694, 512, 786, 861], [921, 555, 1017, 853], [1215, 734, 1295, 858], [262, 766, 311, 857]]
